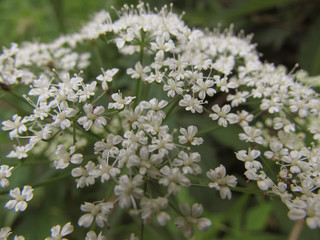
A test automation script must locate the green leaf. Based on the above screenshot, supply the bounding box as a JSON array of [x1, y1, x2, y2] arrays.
[[245, 202, 273, 231], [299, 16, 320, 76]]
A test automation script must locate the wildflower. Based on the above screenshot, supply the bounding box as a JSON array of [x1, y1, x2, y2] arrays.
[[140, 197, 171, 225], [0, 227, 11, 239], [178, 125, 203, 146], [288, 197, 320, 229], [53, 145, 83, 169], [236, 148, 262, 170], [0, 165, 14, 188], [206, 165, 237, 200], [114, 175, 144, 208], [191, 78, 216, 99], [5, 185, 34, 212], [2, 114, 28, 139], [174, 203, 211, 238], [159, 166, 191, 195], [77, 104, 107, 131], [96, 68, 119, 90], [45, 222, 74, 240], [127, 61, 151, 81], [78, 201, 114, 228], [85, 231, 107, 240], [108, 92, 135, 110], [179, 94, 203, 113], [173, 151, 202, 175], [71, 161, 97, 188], [209, 104, 237, 127], [163, 78, 184, 98], [239, 126, 264, 145], [7, 145, 30, 159]]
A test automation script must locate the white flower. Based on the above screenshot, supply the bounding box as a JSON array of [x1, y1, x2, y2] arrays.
[[173, 151, 202, 175], [78, 81, 97, 102], [235, 148, 262, 170], [52, 104, 77, 130], [78, 201, 114, 228], [209, 104, 236, 127], [159, 166, 190, 195], [239, 126, 264, 145], [114, 175, 144, 208], [212, 55, 235, 75], [0, 165, 14, 188], [53, 145, 83, 169], [7, 145, 30, 159], [179, 94, 203, 113], [174, 203, 211, 238], [45, 222, 74, 240], [192, 78, 216, 99], [77, 104, 107, 131], [96, 68, 119, 90], [5, 185, 34, 212], [288, 197, 320, 229], [206, 165, 237, 200], [0, 227, 11, 239], [178, 126, 203, 146], [127, 61, 151, 81], [85, 231, 107, 240], [71, 161, 97, 188], [108, 92, 135, 110], [2, 114, 28, 139], [140, 197, 170, 225], [163, 78, 184, 98]]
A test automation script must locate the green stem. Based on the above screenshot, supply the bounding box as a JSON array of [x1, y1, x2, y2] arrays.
[[134, 29, 146, 107], [197, 125, 221, 136], [0, 173, 70, 195], [163, 96, 182, 122]]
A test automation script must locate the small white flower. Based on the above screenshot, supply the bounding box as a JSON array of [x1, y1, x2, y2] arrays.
[[71, 161, 97, 188], [108, 92, 135, 110], [5, 185, 34, 212], [7, 145, 30, 159], [178, 126, 203, 146], [163, 78, 184, 98], [78, 201, 114, 228], [206, 165, 237, 200], [127, 62, 151, 81], [159, 166, 190, 195], [140, 197, 170, 225], [179, 94, 203, 113], [114, 175, 144, 208], [96, 68, 119, 90], [209, 104, 236, 127], [239, 126, 264, 145], [236, 148, 262, 170], [85, 231, 107, 240], [174, 203, 211, 238], [2, 114, 28, 139], [0, 226, 11, 239], [45, 222, 74, 240], [53, 145, 83, 169], [0, 165, 14, 188], [77, 104, 107, 131]]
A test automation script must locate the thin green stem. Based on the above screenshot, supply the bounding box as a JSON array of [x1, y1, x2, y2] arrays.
[[73, 120, 77, 145], [140, 219, 145, 240], [163, 96, 182, 122], [134, 29, 146, 107], [197, 125, 221, 136], [0, 173, 70, 195]]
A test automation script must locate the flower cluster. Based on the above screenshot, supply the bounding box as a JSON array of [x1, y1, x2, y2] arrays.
[[1, 2, 320, 239]]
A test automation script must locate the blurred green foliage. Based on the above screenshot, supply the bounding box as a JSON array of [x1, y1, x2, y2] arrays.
[[1, 0, 320, 239]]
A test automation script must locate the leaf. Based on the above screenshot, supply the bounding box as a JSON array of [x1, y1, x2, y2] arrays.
[[299, 16, 320, 76], [245, 202, 273, 231]]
